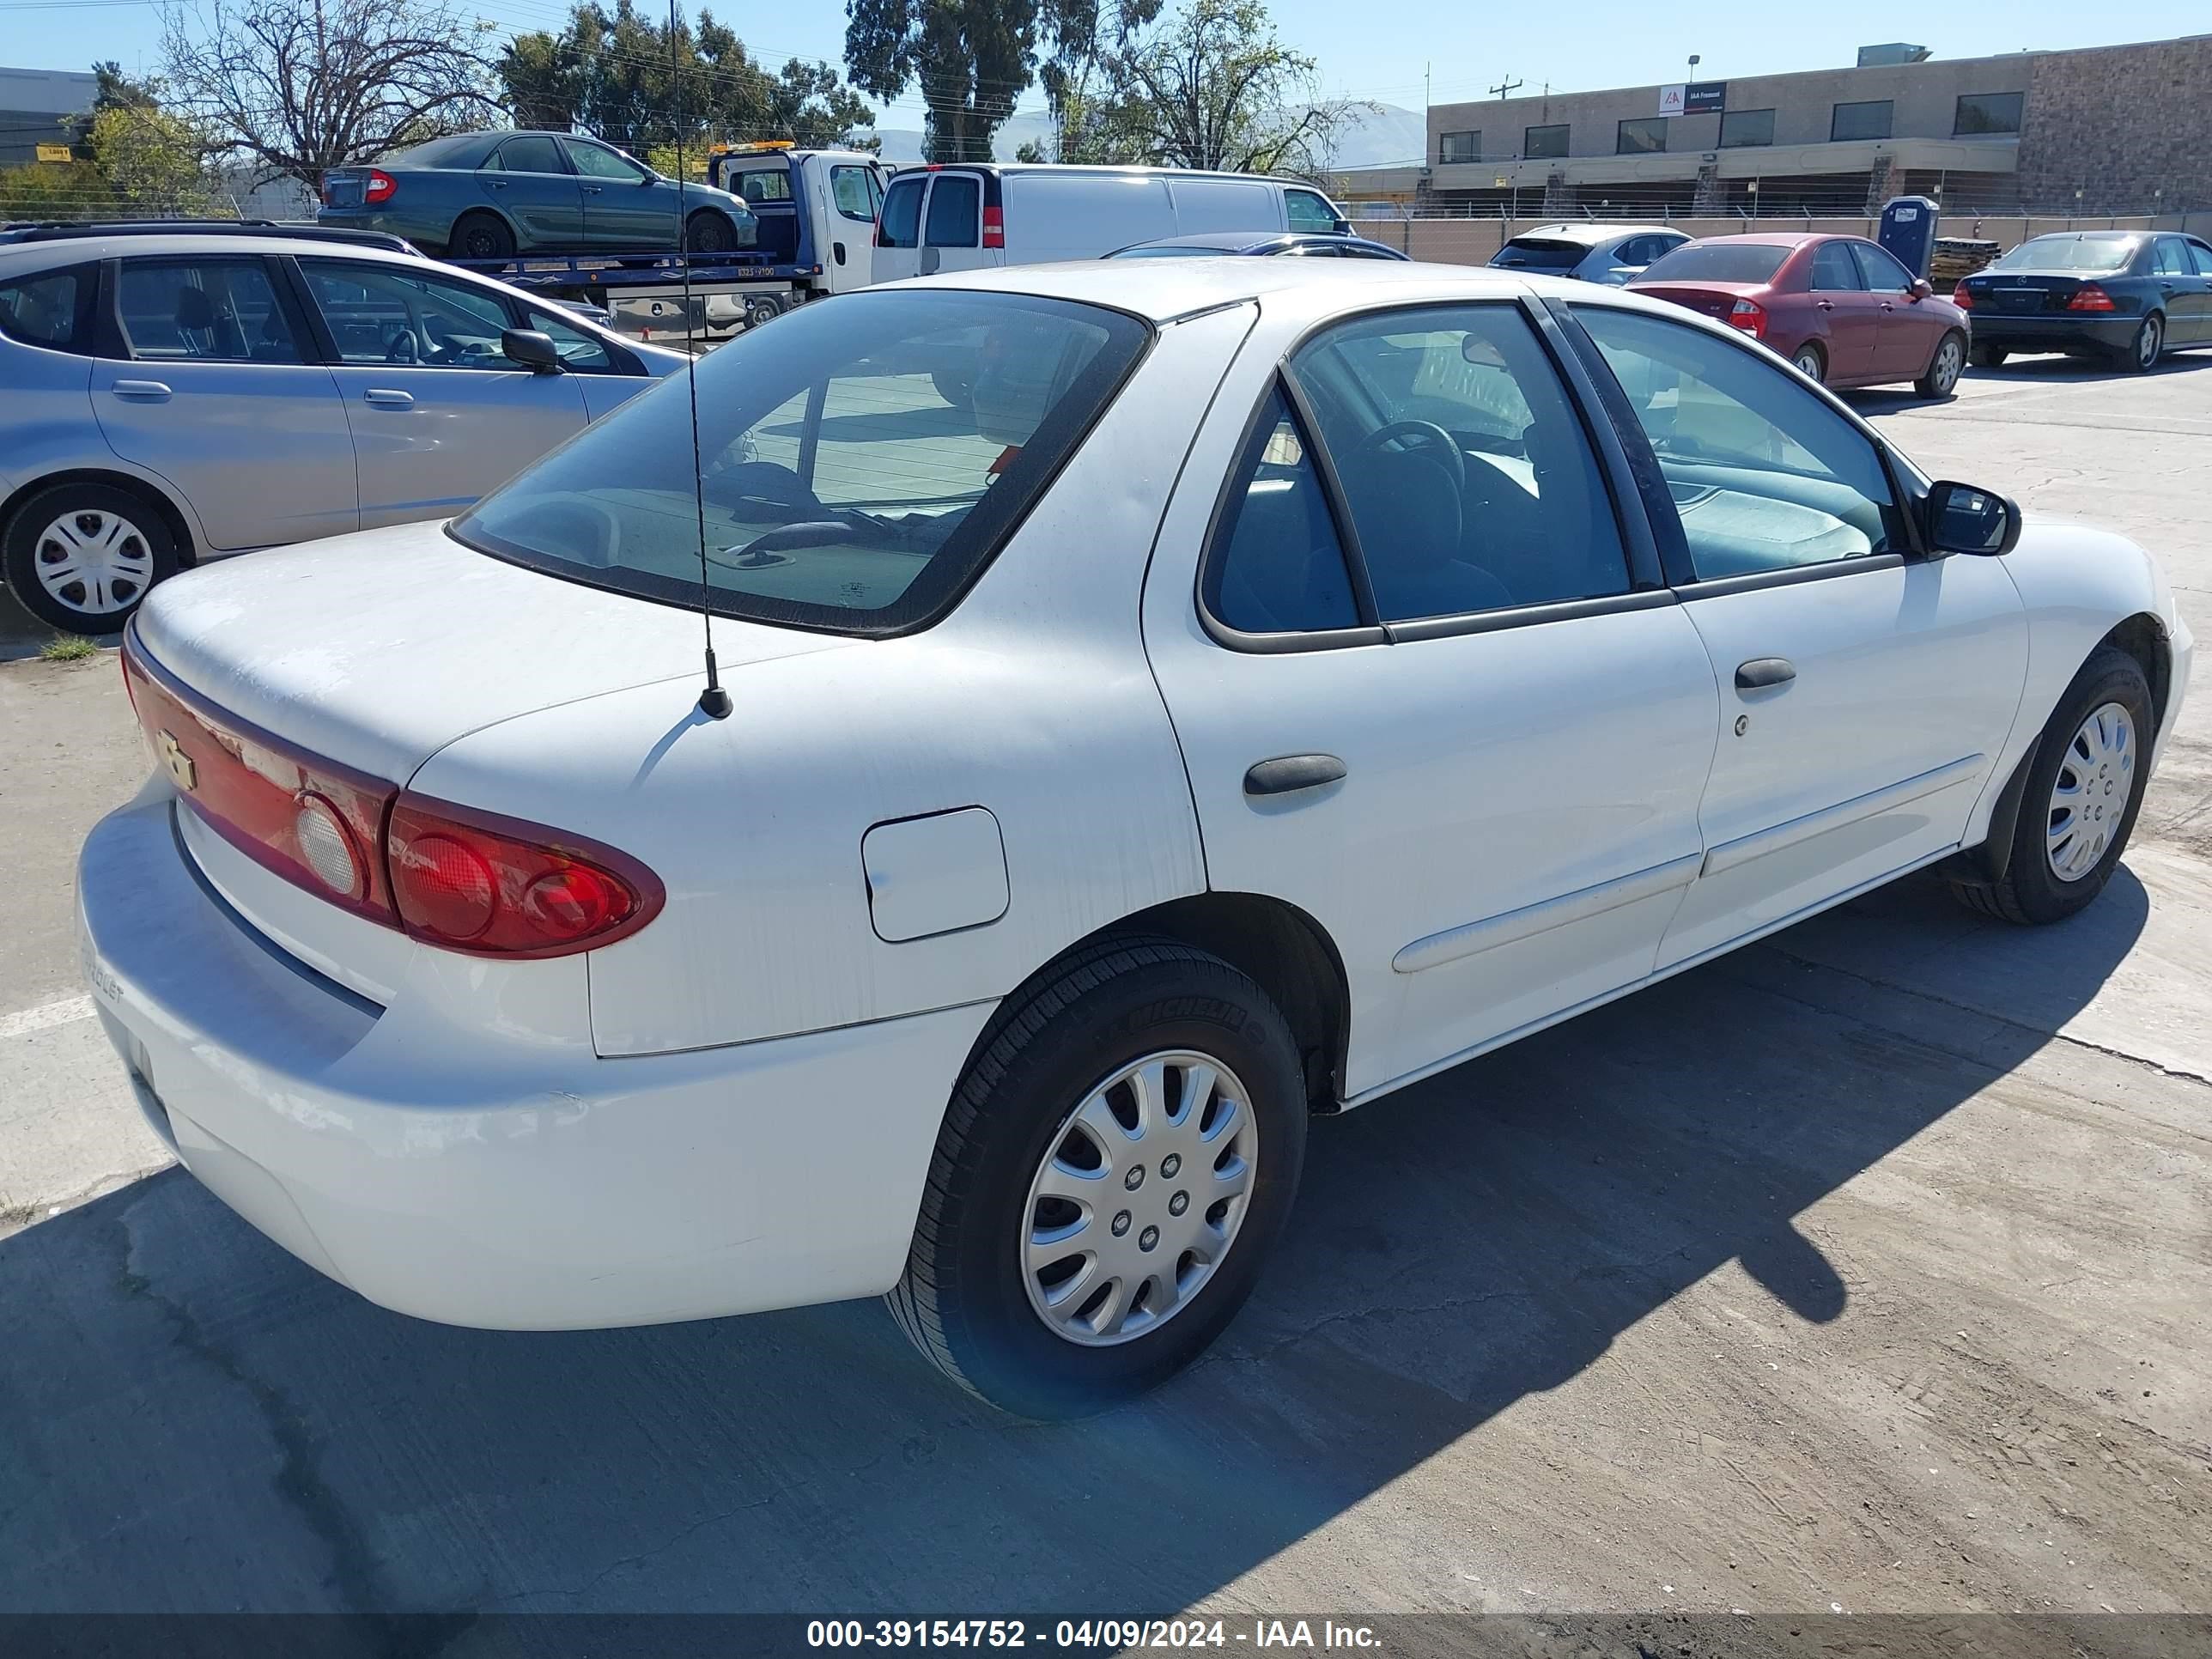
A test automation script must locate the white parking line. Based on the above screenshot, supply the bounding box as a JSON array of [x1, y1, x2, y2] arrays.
[[0, 995, 96, 1041]]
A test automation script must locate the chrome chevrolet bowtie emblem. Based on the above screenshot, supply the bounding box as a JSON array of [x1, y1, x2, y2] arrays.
[[155, 729, 197, 792]]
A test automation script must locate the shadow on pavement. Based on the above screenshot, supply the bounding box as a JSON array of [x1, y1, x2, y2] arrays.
[[0, 868, 2151, 1613]]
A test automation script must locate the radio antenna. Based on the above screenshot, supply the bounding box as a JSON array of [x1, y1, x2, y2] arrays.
[[673, 0, 731, 719]]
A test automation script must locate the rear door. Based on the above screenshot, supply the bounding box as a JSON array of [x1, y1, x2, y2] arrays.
[[477, 135, 583, 250], [1851, 239, 1945, 380], [920, 171, 988, 275], [1806, 239, 1878, 380], [565, 137, 674, 249], [92, 255, 356, 550], [2152, 236, 2208, 343], [295, 258, 587, 527], [874, 173, 926, 281]]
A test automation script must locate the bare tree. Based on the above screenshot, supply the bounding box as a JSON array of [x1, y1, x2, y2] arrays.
[[161, 0, 501, 191]]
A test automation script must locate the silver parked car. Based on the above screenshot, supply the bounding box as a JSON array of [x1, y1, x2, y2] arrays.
[[1489, 222, 1690, 285], [0, 222, 685, 633]]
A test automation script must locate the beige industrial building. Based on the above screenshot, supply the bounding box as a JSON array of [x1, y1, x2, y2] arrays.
[[1340, 33, 2212, 218]]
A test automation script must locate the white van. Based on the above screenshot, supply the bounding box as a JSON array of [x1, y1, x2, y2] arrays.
[[872, 164, 1349, 279]]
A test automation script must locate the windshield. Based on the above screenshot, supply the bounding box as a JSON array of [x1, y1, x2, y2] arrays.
[[453, 290, 1150, 635], [1990, 235, 2140, 274], [1491, 239, 1588, 270], [1109, 244, 1234, 258], [1634, 243, 1790, 284]]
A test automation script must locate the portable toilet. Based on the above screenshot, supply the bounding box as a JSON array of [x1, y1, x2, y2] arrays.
[[1877, 195, 1942, 280]]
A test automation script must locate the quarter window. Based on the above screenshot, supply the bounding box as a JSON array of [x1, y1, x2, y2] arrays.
[[1438, 130, 1479, 164], [301, 261, 516, 368], [1290, 305, 1628, 622], [117, 260, 301, 363], [0, 264, 92, 352], [1205, 391, 1359, 635], [1953, 92, 2023, 137], [924, 175, 980, 246], [1617, 117, 1668, 155], [1719, 108, 1774, 148], [1575, 305, 1905, 581], [1829, 100, 1893, 143], [1523, 123, 1569, 160]]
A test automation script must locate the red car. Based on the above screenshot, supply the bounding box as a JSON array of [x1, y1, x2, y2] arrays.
[[1627, 232, 1970, 397]]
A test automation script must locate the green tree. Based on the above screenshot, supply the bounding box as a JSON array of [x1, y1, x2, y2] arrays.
[[0, 161, 106, 221], [843, 0, 1040, 162], [90, 105, 227, 215]]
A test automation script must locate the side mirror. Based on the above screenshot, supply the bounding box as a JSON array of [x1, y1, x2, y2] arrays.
[[1910, 277, 1935, 300], [1925, 480, 2021, 556], [501, 328, 563, 373]]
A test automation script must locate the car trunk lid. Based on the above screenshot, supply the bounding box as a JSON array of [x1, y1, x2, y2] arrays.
[[1627, 280, 1770, 323], [1963, 273, 2094, 314]]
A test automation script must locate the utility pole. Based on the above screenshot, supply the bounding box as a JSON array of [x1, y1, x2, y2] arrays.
[[1489, 76, 1523, 100]]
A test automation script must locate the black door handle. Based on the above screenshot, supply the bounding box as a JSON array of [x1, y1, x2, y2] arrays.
[[1735, 657, 1796, 690], [1244, 754, 1347, 797]]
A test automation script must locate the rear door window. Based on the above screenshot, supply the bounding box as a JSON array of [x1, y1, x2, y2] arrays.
[[494, 136, 568, 174], [2152, 237, 2195, 276], [116, 259, 302, 363], [0, 264, 93, 352], [924, 175, 981, 246], [878, 176, 924, 248], [1810, 241, 1864, 291]]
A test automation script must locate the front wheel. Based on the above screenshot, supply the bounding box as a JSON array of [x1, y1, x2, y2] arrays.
[[3, 483, 179, 634], [684, 210, 737, 255], [2118, 313, 2164, 374], [1949, 646, 2154, 925], [1790, 343, 1826, 384], [889, 938, 1308, 1419], [1916, 331, 1966, 399]]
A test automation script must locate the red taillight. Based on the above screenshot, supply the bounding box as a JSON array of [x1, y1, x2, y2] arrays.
[[386, 795, 662, 958], [123, 635, 660, 959], [2069, 283, 2115, 312], [363, 168, 397, 205], [1727, 297, 1766, 338], [1953, 283, 1973, 310], [982, 204, 1005, 249], [319, 177, 333, 208]]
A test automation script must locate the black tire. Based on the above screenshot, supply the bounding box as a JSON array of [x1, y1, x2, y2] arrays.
[[1916, 330, 1967, 399], [1790, 342, 1826, 384], [2117, 313, 2163, 374], [931, 367, 974, 410], [684, 210, 737, 255], [3, 482, 179, 635], [889, 937, 1309, 1419], [1948, 646, 2154, 926], [450, 210, 514, 261], [1969, 343, 2008, 369]]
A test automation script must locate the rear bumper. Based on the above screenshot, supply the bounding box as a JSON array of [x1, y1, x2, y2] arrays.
[[1968, 314, 2139, 353], [78, 787, 993, 1330]]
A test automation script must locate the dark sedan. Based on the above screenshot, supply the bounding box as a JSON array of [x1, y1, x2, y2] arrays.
[[1954, 231, 2212, 373], [319, 131, 759, 260], [1107, 231, 1410, 260]]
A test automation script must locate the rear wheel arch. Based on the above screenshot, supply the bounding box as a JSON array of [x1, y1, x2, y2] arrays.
[[972, 892, 1352, 1115], [1, 467, 198, 568]]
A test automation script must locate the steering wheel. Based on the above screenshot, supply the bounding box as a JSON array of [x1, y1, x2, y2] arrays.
[[701, 459, 830, 521], [384, 329, 419, 364], [1352, 419, 1466, 498]]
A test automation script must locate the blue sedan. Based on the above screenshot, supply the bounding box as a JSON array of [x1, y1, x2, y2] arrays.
[[1107, 231, 1411, 261], [1956, 230, 2212, 374]]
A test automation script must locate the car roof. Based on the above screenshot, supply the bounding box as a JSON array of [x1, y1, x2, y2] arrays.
[[1509, 222, 1680, 246], [900, 257, 1550, 321], [0, 229, 437, 276], [1683, 231, 1833, 247]]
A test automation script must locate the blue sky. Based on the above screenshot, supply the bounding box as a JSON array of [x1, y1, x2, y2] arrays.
[[4, 0, 2204, 131]]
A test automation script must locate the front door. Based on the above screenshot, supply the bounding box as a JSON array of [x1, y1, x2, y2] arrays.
[[564, 137, 674, 250], [1145, 299, 1721, 1099], [1852, 239, 1947, 381], [295, 258, 588, 526], [820, 159, 885, 289], [1569, 302, 2028, 969], [920, 172, 988, 276], [92, 255, 356, 550], [477, 135, 583, 251]]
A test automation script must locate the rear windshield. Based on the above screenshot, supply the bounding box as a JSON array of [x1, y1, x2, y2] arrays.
[[1990, 235, 2139, 274], [1109, 244, 1232, 258], [1491, 238, 1588, 270], [453, 289, 1151, 635], [1635, 242, 1790, 284]]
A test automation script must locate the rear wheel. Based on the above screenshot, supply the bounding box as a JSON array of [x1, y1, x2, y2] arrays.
[[450, 211, 514, 261], [2118, 313, 2163, 374], [3, 482, 178, 634], [1790, 343, 1826, 383], [889, 938, 1308, 1419], [1916, 330, 1966, 399], [685, 210, 737, 255], [1969, 342, 2008, 369], [1948, 647, 2153, 925]]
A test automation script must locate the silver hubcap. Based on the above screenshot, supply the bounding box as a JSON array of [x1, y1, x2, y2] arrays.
[[1793, 349, 1820, 380], [1021, 1049, 1258, 1347], [2047, 701, 2135, 883], [1933, 338, 1962, 392], [34, 507, 153, 616], [2139, 319, 2161, 367]]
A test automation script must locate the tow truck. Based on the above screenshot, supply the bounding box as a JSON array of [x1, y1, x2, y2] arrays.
[[444, 143, 890, 347]]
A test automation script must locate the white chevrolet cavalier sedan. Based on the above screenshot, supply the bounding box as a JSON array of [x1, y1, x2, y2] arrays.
[[81, 260, 2191, 1417]]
